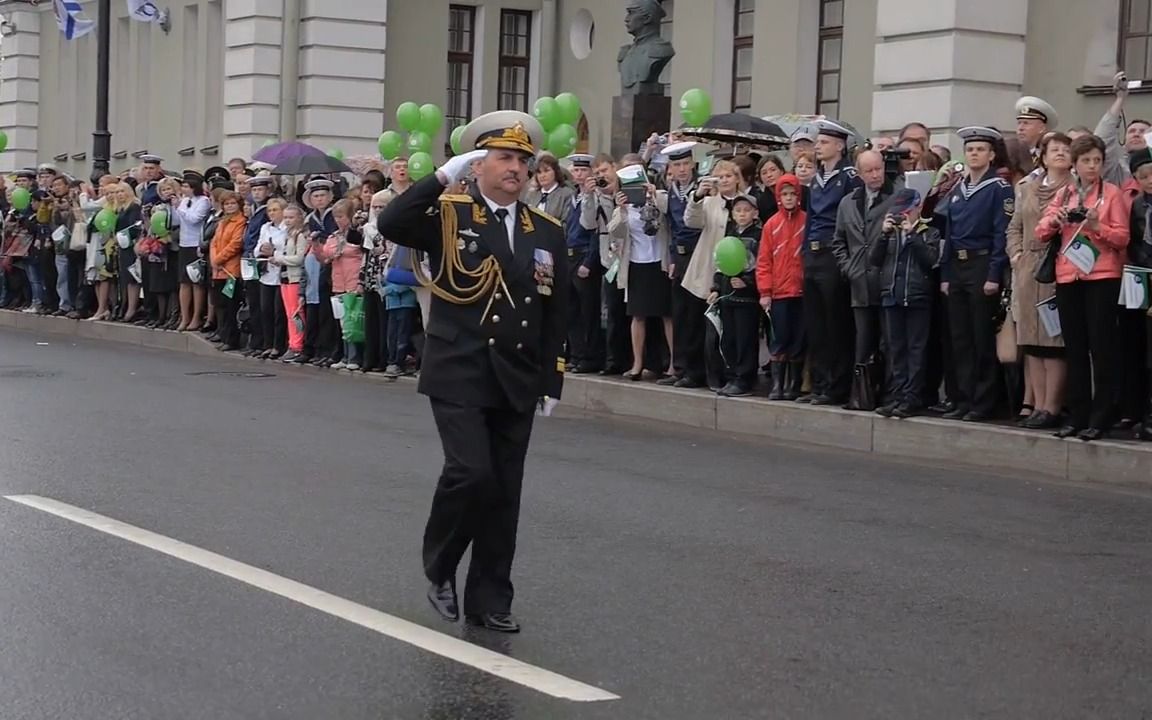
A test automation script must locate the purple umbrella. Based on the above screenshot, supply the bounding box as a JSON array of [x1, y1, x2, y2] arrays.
[[251, 141, 329, 166]]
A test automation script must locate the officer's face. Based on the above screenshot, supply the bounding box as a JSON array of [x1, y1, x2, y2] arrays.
[[814, 135, 844, 163], [312, 190, 332, 209], [1016, 118, 1046, 146], [15, 177, 31, 189], [964, 141, 994, 171], [1127, 121, 1150, 151], [143, 164, 160, 181], [478, 149, 530, 199]]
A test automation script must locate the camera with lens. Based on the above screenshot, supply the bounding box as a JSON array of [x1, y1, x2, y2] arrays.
[[640, 202, 660, 236], [880, 148, 911, 180], [1066, 206, 1088, 224], [595, 177, 608, 188]]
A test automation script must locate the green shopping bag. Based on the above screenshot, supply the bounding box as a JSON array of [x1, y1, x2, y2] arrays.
[[340, 292, 366, 343]]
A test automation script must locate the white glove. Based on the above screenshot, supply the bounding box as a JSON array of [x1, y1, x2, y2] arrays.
[[536, 396, 559, 418], [438, 150, 487, 185]]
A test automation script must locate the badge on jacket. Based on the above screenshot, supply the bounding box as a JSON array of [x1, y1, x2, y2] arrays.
[[533, 248, 554, 296]]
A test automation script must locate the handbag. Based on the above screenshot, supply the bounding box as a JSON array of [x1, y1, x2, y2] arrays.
[[69, 221, 88, 252], [996, 287, 1018, 363], [340, 292, 366, 343], [1033, 239, 1060, 284], [846, 353, 885, 411]]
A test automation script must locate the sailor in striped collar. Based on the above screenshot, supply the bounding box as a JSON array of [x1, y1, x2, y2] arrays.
[[939, 125, 1016, 423]]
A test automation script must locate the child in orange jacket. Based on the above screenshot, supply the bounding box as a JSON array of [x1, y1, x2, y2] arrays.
[[756, 174, 807, 400]]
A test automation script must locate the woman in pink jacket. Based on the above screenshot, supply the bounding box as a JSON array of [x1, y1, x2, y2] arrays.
[[1035, 135, 1130, 441], [319, 199, 366, 370]]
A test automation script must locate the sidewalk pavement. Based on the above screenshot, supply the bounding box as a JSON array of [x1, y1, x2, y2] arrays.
[[3, 308, 1149, 490]]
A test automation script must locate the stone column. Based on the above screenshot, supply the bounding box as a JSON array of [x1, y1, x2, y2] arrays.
[[223, 0, 285, 161], [872, 0, 1029, 152], [0, 9, 42, 170], [295, 0, 388, 157]]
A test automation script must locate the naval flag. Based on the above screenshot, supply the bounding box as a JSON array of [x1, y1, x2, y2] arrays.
[[53, 0, 95, 40], [127, 0, 161, 22]]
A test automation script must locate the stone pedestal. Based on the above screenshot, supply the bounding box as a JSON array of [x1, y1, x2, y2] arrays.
[[610, 95, 671, 161]]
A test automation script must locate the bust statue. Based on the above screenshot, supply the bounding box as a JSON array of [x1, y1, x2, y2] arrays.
[[617, 0, 675, 96]]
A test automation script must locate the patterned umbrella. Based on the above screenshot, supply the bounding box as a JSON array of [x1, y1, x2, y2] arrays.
[[251, 141, 329, 166]]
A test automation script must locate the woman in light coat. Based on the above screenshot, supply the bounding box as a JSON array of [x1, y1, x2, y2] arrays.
[[1006, 132, 1072, 430]]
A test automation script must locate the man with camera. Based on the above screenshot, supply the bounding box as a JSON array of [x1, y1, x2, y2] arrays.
[[939, 126, 1015, 423], [1095, 71, 1150, 188], [581, 154, 629, 374], [562, 153, 605, 374]]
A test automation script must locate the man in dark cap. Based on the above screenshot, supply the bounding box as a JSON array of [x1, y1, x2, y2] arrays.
[[562, 153, 605, 373], [377, 110, 567, 634]]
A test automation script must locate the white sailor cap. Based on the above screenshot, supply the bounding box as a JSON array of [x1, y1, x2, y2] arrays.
[[36, 163, 58, 174], [564, 153, 596, 168], [304, 178, 334, 193], [248, 160, 276, 172], [813, 119, 853, 140], [1015, 96, 1057, 128], [248, 175, 275, 187], [790, 123, 818, 145], [14, 168, 37, 179], [957, 126, 1003, 145], [661, 141, 699, 161], [460, 110, 544, 156], [140, 154, 163, 165]]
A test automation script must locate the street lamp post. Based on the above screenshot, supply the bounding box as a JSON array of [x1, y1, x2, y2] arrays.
[[90, 0, 111, 182]]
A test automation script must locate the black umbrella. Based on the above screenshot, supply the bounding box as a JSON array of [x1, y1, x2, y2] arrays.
[[271, 154, 352, 176], [678, 113, 790, 148]]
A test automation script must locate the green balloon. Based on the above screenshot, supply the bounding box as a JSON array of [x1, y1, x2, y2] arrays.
[[0, 130, 8, 153], [408, 152, 434, 181], [546, 124, 577, 157], [329, 148, 345, 161], [378, 131, 404, 160], [396, 102, 422, 132], [533, 97, 561, 133], [554, 93, 582, 126], [450, 125, 467, 155], [407, 131, 432, 154], [679, 88, 713, 127], [419, 103, 444, 135], [10, 186, 30, 211], [150, 209, 169, 237], [95, 208, 118, 235], [714, 236, 748, 277]]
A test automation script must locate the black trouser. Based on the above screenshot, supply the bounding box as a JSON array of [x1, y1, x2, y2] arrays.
[[212, 278, 240, 347], [424, 398, 535, 616], [923, 270, 956, 407], [603, 278, 630, 371], [318, 273, 341, 362], [719, 302, 760, 387], [853, 306, 882, 364], [946, 255, 999, 414], [671, 277, 707, 383], [1118, 309, 1149, 422], [40, 251, 59, 310], [363, 291, 386, 371], [304, 303, 320, 359], [244, 279, 264, 350], [884, 305, 931, 406], [1056, 278, 1121, 430], [259, 283, 286, 354], [803, 251, 852, 400], [568, 253, 604, 369], [67, 249, 91, 313]]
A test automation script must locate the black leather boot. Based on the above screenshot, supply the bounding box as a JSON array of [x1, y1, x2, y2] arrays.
[[767, 362, 785, 400], [784, 361, 804, 401]]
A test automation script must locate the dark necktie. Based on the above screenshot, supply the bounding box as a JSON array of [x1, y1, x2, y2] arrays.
[[539, 192, 550, 204], [494, 208, 512, 253]]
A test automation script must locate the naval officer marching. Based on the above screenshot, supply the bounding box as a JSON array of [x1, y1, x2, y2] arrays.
[[376, 111, 567, 633]]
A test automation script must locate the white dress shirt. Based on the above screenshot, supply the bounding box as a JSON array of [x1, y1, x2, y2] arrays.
[[626, 207, 660, 264], [482, 194, 517, 254]]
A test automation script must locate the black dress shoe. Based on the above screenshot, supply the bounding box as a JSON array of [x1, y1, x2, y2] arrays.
[[427, 581, 459, 622], [891, 402, 920, 419], [464, 613, 520, 633], [572, 364, 602, 374], [875, 402, 899, 418], [962, 410, 990, 423], [599, 366, 624, 376], [1023, 410, 1060, 430], [809, 395, 839, 406], [673, 377, 704, 389], [942, 405, 971, 420], [655, 375, 680, 386], [794, 393, 813, 404], [1053, 425, 1082, 439], [1078, 427, 1107, 442], [930, 401, 956, 414]]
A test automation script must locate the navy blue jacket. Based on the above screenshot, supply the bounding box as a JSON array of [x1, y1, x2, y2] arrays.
[[565, 195, 598, 270], [940, 172, 1014, 283], [805, 159, 861, 253], [306, 207, 337, 238], [243, 203, 268, 257], [666, 182, 702, 279]]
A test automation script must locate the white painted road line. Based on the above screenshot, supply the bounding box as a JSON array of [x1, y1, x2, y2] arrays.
[[4, 494, 620, 703]]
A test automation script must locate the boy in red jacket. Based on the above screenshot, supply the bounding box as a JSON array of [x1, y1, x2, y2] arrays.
[[757, 174, 807, 400]]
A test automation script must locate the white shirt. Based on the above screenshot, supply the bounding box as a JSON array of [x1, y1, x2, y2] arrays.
[[257, 221, 288, 285], [626, 207, 660, 264], [482, 194, 517, 254], [536, 183, 558, 211], [175, 195, 212, 249]]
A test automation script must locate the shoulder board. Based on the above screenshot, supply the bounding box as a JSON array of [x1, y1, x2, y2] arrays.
[[529, 206, 562, 226], [843, 167, 858, 178], [440, 194, 474, 204]]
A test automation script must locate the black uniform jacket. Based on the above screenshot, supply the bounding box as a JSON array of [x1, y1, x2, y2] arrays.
[[376, 175, 567, 412]]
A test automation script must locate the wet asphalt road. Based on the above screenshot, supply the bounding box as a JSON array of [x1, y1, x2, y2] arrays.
[[1, 326, 1151, 720]]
